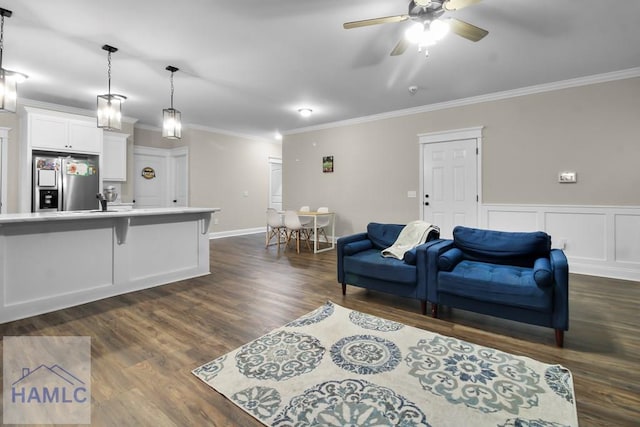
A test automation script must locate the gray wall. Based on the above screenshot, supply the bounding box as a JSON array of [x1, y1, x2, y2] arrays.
[[282, 77, 640, 236], [134, 127, 282, 233]]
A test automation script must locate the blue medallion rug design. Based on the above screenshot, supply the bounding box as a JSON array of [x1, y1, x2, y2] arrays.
[[193, 302, 578, 426]]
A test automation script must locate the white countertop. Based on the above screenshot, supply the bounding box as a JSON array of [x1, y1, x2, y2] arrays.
[[0, 207, 221, 225]]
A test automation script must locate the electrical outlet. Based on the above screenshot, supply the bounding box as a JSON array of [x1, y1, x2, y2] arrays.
[[558, 238, 567, 250]]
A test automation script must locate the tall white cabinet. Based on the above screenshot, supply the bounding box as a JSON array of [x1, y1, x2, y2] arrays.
[[102, 132, 129, 182]]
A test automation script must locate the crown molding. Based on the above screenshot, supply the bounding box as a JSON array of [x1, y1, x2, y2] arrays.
[[20, 98, 138, 124], [284, 67, 640, 136]]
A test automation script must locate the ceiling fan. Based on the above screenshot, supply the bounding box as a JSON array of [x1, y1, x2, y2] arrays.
[[343, 0, 488, 56]]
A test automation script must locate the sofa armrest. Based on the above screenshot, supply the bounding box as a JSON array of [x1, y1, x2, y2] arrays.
[[438, 248, 464, 271], [550, 249, 569, 330], [425, 240, 456, 302], [337, 232, 369, 283], [413, 239, 444, 302]]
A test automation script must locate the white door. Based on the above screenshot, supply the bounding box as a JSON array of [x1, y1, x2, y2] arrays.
[[423, 139, 478, 239], [269, 158, 282, 211], [133, 151, 168, 208], [171, 150, 188, 207]]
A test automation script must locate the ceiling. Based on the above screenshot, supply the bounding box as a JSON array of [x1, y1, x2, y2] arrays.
[[3, 0, 640, 141]]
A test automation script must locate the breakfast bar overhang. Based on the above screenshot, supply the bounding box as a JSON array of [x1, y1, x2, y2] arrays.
[[0, 207, 220, 323]]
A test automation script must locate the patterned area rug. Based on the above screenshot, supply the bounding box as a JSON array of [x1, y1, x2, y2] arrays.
[[193, 302, 578, 427]]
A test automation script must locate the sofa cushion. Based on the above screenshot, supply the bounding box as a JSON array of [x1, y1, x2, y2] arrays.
[[343, 240, 373, 256], [438, 260, 553, 311], [533, 257, 553, 288], [367, 223, 405, 250], [438, 248, 464, 271], [453, 226, 551, 267], [343, 248, 416, 284]]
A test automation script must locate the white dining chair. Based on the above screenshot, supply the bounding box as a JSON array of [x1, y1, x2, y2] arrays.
[[284, 210, 311, 253], [315, 206, 331, 245], [298, 205, 313, 228], [265, 208, 286, 249]]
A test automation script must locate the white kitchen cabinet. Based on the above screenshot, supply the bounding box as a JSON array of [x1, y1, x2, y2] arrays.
[[26, 107, 102, 154], [29, 114, 68, 151], [68, 120, 102, 153], [102, 132, 129, 181]]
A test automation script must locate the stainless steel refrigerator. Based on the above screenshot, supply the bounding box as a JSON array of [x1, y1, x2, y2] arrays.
[[33, 153, 100, 212]]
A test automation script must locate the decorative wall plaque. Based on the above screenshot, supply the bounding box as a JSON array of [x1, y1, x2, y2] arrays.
[[141, 167, 156, 179]]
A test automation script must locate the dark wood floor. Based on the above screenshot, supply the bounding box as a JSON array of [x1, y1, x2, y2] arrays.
[[1, 234, 639, 426]]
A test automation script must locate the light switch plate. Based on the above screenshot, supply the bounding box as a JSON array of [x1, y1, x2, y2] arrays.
[[558, 171, 577, 183], [407, 191, 417, 198]]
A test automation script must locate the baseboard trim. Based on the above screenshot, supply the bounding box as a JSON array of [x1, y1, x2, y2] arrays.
[[209, 227, 264, 240]]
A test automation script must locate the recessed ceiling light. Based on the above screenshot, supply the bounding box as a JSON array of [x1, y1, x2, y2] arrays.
[[298, 108, 313, 118]]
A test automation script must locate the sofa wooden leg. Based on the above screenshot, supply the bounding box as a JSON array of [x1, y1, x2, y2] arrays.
[[431, 303, 438, 318], [420, 300, 427, 315], [342, 283, 346, 295], [555, 329, 564, 347]]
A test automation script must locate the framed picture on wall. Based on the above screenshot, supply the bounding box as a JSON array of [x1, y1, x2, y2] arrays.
[[323, 156, 334, 173]]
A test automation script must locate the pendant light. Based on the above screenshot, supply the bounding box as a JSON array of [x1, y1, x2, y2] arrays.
[[162, 65, 182, 139], [97, 44, 126, 130], [0, 7, 28, 113]]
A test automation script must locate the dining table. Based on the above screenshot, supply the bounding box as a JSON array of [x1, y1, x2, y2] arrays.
[[296, 210, 336, 253]]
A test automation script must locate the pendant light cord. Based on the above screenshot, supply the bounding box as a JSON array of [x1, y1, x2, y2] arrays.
[[107, 51, 112, 96], [0, 13, 4, 69], [170, 71, 174, 109]]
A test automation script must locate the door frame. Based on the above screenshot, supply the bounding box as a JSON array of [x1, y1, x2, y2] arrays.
[[0, 127, 9, 214], [418, 126, 484, 227]]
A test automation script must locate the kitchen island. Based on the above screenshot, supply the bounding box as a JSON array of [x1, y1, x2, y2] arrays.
[[0, 207, 220, 323]]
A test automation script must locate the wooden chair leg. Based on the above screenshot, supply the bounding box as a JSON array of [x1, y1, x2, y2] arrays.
[[555, 329, 564, 348], [431, 303, 438, 318], [420, 300, 427, 315], [342, 283, 346, 295], [296, 230, 300, 254]]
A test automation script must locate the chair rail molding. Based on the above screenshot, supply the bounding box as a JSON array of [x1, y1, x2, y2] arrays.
[[480, 203, 640, 281]]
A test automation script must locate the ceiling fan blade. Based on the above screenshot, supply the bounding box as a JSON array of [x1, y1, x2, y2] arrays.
[[449, 18, 488, 42], [390, 38, 410, 56], [343, 15, 409, 29], [443, 0, 482, 11]]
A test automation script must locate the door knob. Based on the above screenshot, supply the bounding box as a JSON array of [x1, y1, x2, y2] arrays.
[[425, 194, 429, 198], [424, 202, 429, 206]]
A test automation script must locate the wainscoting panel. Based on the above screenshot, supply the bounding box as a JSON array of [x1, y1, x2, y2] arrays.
[[481, 204, 640, 281]]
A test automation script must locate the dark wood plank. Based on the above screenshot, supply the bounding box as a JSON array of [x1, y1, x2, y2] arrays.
[[1, 233, 638, 426]]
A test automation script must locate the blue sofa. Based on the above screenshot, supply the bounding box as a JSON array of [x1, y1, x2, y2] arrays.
[[337, 223, 441, 314], [426, 226, 569, 347]]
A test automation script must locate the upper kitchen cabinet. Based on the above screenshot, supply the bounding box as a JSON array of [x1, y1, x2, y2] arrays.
[[23, 107, 102, 154], [102, 132, 129, 181]]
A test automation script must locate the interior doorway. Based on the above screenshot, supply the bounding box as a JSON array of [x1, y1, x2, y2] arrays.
[[269, 157, 282, 211], [419, 127, 483, 239], [133, 146, 188, 208]]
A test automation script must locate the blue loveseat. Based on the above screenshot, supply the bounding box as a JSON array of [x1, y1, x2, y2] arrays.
[[337, 223, 441, 314], [426, 226, 569, 347]]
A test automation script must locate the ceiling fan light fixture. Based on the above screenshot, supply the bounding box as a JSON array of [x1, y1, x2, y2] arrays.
[[404, 22, 425, 44], [430, 19, 450, 40]]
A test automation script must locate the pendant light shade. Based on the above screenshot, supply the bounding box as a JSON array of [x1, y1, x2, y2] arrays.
[[97, 45, 126, 130], [0, 8, 28, 113], [162, 65, 181, 139]]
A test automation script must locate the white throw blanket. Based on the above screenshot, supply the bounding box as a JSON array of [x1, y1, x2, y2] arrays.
[[381, 220, 437, 260]]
